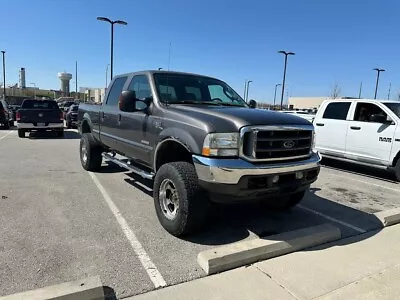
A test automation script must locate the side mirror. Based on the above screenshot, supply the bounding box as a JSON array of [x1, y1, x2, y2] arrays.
[[248, 100, 257, 109], [370, 114, 389, 123], [119, 90, 149, 112]]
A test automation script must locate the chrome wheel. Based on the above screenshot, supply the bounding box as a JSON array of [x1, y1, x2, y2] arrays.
[[159, 179, 179, 220], [81, 142, 88, 163]]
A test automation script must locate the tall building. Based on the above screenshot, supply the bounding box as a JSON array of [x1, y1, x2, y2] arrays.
[[19, 68, 26, 88]]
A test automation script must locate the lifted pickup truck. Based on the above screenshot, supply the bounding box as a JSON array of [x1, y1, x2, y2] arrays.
[[78, 71, 321, 236]]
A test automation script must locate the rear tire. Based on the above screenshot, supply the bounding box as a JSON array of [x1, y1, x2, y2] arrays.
[[3, 122, 9, 130], [67, 122, 72, 129], [153, 162, 208, 236], [18, 129, 25, 138], [57, 130, 64, 137], [9, 120, 14, 127], [395, 159, 400, 182], [80, 133, 103, 171], [262, 190, 306, 211]]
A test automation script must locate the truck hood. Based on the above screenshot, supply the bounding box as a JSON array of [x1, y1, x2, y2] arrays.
[[165, 105, 312, 132]]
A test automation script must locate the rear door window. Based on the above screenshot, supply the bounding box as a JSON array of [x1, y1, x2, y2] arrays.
[[322, 102, 351, 120]]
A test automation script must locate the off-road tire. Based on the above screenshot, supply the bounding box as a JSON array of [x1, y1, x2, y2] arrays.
[[18, 129, 25, 138], [80, 133, 103, 171], [153, 162, 208, 236]]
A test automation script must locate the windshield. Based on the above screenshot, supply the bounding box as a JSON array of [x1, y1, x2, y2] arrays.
[[21, 100, 59, 109], [153, 73, 247, 107], [384, 103, 400, 118]]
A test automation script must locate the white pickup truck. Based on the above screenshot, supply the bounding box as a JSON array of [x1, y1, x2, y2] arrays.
[[313, 99, 400, 180]]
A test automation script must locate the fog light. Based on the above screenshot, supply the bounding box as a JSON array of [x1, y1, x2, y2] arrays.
[[272, 176, 279, 183], [295, 172, 304, 180]]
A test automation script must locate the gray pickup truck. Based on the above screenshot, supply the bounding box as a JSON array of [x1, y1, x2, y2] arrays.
[[78, 70, 321, 236]]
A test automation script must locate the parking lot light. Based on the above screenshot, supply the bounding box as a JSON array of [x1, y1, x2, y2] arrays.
[[373, 68, 385, 99]]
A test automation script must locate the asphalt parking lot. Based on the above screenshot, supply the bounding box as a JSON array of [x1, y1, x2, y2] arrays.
[[1, 127, 400, 299]]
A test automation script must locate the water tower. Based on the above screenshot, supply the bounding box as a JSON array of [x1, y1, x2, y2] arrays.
[[57, 72, 72, 96]]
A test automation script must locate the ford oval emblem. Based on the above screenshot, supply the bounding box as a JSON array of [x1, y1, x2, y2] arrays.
[[283, 140, 295, 149]]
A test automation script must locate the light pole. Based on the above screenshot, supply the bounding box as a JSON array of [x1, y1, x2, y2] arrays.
[[1, 51, 5, 100], [97, 17, 128, 81], [273, 83, 281, 108], [373, 68, 385, 99], [278, 50, 295, 110], [75, 61, 78, 95], [358, 81, 363, 99], [245, 80, 253, 101], [105, 64, 110, 89], [388, 82, 392, 100], [243, 80, 247, 99], [30, 82, 36, 99]]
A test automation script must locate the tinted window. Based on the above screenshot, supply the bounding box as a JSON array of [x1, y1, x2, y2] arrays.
[[384, 103, 400, 118], [322, 102, 351, 120], [21, 100, 59, 109], [153, 74, 246, 106], [354, 103, 387, 122], [106, 77, 127, 106], [0, 101, 3, 109], [128, 75, 152, 110]]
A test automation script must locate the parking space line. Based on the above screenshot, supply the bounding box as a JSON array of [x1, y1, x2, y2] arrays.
[[0, 130, 13, 141], [325, 171, 400, 193], [88, 172, 167, 288], [298, 205, 367, 233]]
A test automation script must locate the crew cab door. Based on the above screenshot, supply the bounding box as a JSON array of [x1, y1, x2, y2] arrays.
[[345, 102, 396, 166], [314, 101, 351, 157], [116, 75, 154, 166], [99, 76, 128, 148]]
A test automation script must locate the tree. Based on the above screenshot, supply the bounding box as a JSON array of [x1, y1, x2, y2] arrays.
[[331, 83, 341, 99]]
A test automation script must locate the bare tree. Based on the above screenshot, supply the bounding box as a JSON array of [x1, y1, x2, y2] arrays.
[[331, 83, 341, 99]]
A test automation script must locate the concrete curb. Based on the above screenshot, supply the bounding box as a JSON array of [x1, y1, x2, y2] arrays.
[[197, 223, 341, 275], [374, 208, 400, 227], [0, 276, 104, 300]]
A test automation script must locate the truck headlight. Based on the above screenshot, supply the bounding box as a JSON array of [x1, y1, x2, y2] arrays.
[[311, 131, 316, 151], [202, 133, 239, 157]]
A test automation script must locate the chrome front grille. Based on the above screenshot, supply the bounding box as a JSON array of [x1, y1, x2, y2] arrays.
[[240, 125, 313, 162]]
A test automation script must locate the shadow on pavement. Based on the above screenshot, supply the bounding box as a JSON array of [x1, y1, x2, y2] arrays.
[[119, 166, 384, 248], [27, 130, 80, 139], [95, 161, 127, 174], [103, 286, 117, 300], [322, 157, 398, 183], [184, 188, 383, 247]]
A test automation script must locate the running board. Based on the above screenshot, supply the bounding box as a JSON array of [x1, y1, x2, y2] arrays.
[[102, 153, 154, 180]]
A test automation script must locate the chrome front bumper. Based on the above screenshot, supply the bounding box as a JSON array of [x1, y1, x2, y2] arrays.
[[17, 123, 64, 129], [193, 151, 321, 185]]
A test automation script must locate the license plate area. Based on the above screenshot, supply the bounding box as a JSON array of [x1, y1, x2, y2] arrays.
[[37, 123, 46, 126]]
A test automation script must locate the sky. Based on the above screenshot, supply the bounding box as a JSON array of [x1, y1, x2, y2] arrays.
[[1, 0, 399, 103]]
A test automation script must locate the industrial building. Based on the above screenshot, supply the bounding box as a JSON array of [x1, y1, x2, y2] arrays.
[[287, 97, 327, 110]]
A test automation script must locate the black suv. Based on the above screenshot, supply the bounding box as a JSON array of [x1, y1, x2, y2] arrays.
[[0, 99, 12, 129]]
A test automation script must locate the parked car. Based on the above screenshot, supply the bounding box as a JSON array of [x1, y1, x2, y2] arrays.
[[16, 99, 64, 138], [279, 110, 316, 123], [78, 70, 321, 236], [0, 99, 12, 129], [65, 104, 79, 128], [314, 98, 400, 180]]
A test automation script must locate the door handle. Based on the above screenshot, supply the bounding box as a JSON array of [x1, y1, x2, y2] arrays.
[[350, 126, 361, 130], [101, 111, 105, 119], [118, 114, 122, 122], [316, 123, 324, 126]]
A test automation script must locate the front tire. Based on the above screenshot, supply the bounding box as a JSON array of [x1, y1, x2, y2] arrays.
[[80, 133, 103, 171], [153, 162, 208, 236], [18, 129, 25, 138], [395, 159, 400, 182]]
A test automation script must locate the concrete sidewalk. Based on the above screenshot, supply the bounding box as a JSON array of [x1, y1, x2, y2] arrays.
[[127, 225, 400, 300]]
